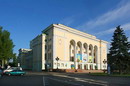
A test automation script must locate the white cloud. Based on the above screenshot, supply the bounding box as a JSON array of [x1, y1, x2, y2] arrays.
[[59, 16, 75, 26], [128, 37, 130, 41], [77, 1, 130, 30], [94, 28, 115, 36], [94, 22, 130, 37]]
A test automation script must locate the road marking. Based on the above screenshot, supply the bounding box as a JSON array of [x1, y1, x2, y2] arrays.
[[51, 74, 108, 86], [43, 76, 45, 86], [47, 77, 81, 86], [74, 78, 107, 86]]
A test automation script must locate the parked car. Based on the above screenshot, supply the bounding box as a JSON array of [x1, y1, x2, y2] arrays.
[[3, 67, 22, 74], [5, 70, 26, 76]]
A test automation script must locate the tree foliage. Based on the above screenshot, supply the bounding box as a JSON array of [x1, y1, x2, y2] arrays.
[[9, 53, 18, 67], [0, 26, 15, 65], [108, 25, 130, 74]]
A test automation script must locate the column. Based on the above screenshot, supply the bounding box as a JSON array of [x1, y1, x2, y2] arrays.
[[92, 46, 94, 63], [74, 45, 77, 69], [82, 45, 84, 69], [87, 44, 89, 69]]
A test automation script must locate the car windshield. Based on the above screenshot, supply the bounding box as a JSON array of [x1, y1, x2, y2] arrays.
[[12, 70, 23, 72], [7, 68, 13, 70]]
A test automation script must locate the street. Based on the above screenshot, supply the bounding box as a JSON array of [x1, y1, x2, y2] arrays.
[[0, 72, 130, 86]]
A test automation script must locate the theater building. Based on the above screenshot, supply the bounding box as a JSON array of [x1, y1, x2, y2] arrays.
[[18, 24, 108, 71]]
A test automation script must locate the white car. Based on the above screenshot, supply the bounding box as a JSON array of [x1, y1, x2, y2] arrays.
[[3, 67, 22, 73]]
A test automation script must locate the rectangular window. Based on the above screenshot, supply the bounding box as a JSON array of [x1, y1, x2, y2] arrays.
[[49, 63, 51, 67], [45, 45, 47, 49], [58, 63, 60, 67], [61, 63, 64, 67], [45, 39, 47, 42], [48, 53, 51, 60], [45, 53, 47, 60], [50, 53, 51, 58]]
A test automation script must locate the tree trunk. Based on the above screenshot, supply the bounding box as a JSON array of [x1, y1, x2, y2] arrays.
[[2, 60, 4, 68]]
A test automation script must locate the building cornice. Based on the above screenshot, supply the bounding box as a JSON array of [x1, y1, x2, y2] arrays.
[[53, 24, 101, 42], [42, 24, 108, 44]]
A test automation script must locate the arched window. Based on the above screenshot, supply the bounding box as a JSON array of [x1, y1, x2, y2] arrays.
[[82, 43, 88, 62], [94, 46, 98, 63], [88, 44, 93, 63], [83, 43, 88, 54], [70, 40, 75, 62], [77, 41, 82, 54], [89, 44, 93, 56]]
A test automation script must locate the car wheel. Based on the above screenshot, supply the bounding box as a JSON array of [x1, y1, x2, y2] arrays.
[[21, 74, 24, 76], [8, 74, 11, 76]]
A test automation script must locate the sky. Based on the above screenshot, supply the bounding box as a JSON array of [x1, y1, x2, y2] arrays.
[[0, 0, 130, 55]]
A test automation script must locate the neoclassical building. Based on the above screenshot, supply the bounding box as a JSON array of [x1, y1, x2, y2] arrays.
[[18, 24, 108, 71]]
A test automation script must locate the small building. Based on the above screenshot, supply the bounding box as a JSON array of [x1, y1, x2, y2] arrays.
[[18, 48, 32, 70], [18, 24, 108, 71]]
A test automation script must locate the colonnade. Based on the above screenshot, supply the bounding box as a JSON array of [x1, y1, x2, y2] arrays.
[[69, 40, 98, 69]]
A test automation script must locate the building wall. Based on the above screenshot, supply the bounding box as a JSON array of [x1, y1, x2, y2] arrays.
[[43, 28, 53, 70], [30, 34, 46, 71], [51, 24, 107, 70], [19, 24, 107, 71]]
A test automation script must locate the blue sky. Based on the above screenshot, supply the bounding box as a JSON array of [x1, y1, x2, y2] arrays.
[[0, 0, 130, 54]]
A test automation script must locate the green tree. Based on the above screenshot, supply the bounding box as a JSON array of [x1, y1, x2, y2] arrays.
[[9, 53, 18, 67], [109, 25, 130, 74], [0, 26, 15, 66], [0, 27, 3, 65]]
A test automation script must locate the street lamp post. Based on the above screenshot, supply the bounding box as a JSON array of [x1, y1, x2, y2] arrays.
[[103, 59, 107, 73], [56, 57, 59, 71]]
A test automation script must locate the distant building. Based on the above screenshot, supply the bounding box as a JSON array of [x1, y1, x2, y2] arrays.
[[18, 48, 32, 70], [18, 24, 108, 71]]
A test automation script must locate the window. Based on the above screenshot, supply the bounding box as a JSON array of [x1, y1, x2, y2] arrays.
[[58, 63, 60, 67], [48, 45, 51, 50], [94, 58, 96, 63], [65, 64, 67, 67], [45, 45, 47, 49], [70, 56, 74, 62], [61, 63, 64, 67], [45, 53, 47, 60], [45, 39, 47, 42], [49, 63, 51, 67], [48, 53, 51, 60]]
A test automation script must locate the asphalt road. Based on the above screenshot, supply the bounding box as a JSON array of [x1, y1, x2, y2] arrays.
[[0, 72, 130, 86]]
